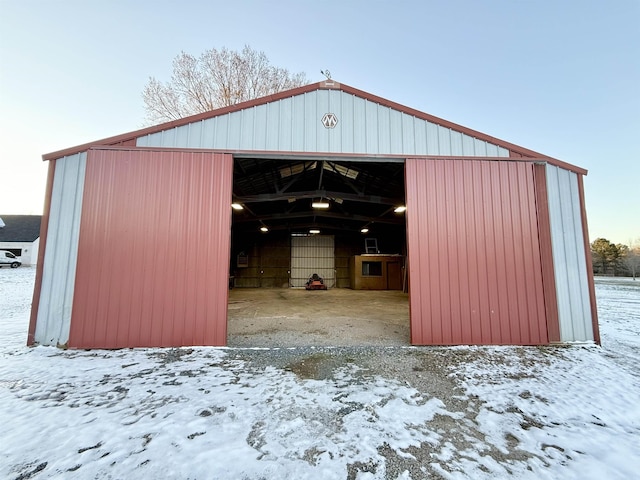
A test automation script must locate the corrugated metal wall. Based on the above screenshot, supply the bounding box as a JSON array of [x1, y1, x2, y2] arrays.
[[291, 235, 335, 287], [406, 158, 548, 345], [67, 149, 233, 348], [136, 90, 510, 158], [546, 165, 593, 342], [34, 153, 87, 346]]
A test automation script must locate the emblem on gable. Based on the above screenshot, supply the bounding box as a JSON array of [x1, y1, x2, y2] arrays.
[[321, 113, 338, 129]]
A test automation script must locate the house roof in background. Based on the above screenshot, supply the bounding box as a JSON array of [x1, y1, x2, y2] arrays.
[[0, 215, 42, 242]]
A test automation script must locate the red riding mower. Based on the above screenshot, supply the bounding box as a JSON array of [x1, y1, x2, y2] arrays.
[[305, 273, 327, 290]]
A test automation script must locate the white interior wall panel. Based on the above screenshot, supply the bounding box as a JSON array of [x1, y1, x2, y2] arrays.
[[546, 165, 593, 342], [137, 90, 509, 158], [35, 153, 86, 346], [290, 235, 335, 288]]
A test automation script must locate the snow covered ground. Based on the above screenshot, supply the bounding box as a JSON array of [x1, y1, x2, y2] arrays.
[[1, 267, 638, 480]]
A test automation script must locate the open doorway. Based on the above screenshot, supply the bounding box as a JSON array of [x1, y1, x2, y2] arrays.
[[227, 156, 409, 346]]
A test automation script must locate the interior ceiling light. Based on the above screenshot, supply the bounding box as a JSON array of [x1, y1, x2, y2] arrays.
[[312, 199, 330, 209], [260, 226, 269, 232], [309, 229, 321, 234], [231, 203, 244, 210], [360, 228, 369, 233], [394, 206, 407, 213]]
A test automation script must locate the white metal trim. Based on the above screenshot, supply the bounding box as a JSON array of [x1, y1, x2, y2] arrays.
[[35, 153, 86, 346], [546, 165, 593, 342]]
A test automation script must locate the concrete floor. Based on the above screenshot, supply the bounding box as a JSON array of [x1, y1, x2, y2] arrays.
[[227, 288, 410, 347]]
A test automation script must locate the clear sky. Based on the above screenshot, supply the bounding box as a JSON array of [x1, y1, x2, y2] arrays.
[[1, 0, 638, 245]]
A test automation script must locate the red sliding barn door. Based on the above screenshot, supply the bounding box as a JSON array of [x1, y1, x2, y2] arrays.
[[406, 158, 549, 345], [69, 148, 233, 348]]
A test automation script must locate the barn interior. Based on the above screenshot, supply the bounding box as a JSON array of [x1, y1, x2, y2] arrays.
[[227, 156, 410, 345]]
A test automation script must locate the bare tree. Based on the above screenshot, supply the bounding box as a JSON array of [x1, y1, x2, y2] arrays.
[[621, 239, 640, 279], [142, 45, 308, 124]]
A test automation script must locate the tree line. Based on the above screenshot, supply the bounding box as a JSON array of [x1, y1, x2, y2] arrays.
[[591, 238, 640, 278]]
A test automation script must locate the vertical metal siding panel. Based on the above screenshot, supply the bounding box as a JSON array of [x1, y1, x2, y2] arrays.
[[69, 149, 232, 348], [474, 138, 488, 156], [426, 122, 439, 155], [473, 161, 493, 343], [253, 104, 268, 150], [437, 127, 452, 155], [161, 128, 177, 147], [463, 161, 482, 343], [462, 135, 475, 156], [227, 109, 242, 149], [450, 131, 463, 156], [510, 164, 530, 343], [406, 159, 428, 343], [486, 143, 499, 157], [407, 158, 548, 345], [413, 117, 427, 154], [547, 166, 571, 338], [389, 109, 403, 154], [352, 95, 366, 153], [431, 160, 447, 343], [214, 114, 229, 149], [365, 100, 378, 154], [340, 93, 354, 153], [200, 118, 215, 148], [546, 165, 593, 342], [378, 106, 391, 154], [315, 90, 330, 152], [489, 162, 511, 342], [175, 124, 189, 147], [328, 90, 343, 152], [507, 164, 526, 342], [506, 164, 527, 342], [136, 135, 148, 147], [402, 114, 415, 155], [566, 170, 592, 340], [454, 161, 470, 342], [291, 94, 306, 151], [187, 121, 203, 147], [304, 92, 317, 151], [34, 153, 86, 346], [277, 97, 293, 151], [240, 107, 255, 149], [447, 161, 462, 342]]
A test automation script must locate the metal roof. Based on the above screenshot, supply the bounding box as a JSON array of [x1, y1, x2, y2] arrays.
[[0, 215, 42, 242]]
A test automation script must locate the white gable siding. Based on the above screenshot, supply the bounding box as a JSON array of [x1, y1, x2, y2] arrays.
[[137, 90, 510, 158], [546, 164, 593, 342]]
